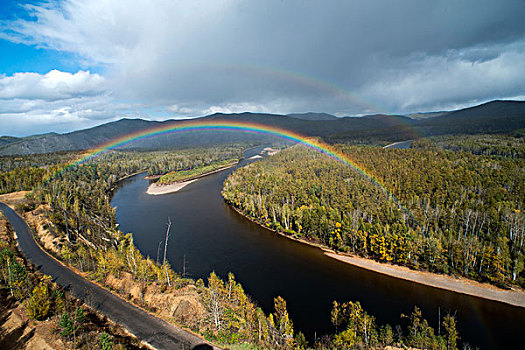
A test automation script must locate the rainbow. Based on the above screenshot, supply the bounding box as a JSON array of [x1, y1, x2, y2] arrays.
[[225, 64, 390, 114], [54, 120, 498, 345], [214, 65, 422, 139], [55, 120, 410, 215]]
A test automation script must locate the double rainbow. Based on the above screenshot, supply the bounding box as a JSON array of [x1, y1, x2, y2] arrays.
[[60, 120, 408, 213]]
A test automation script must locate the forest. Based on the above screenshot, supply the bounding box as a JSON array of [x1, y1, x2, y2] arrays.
[[0, 141, 472, 349], [0, 208, 149, 349], [223, 134, 525, 289]]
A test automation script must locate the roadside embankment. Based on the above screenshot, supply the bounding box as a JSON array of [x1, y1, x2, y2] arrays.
[[0, 202, 150, 350], [0, 199, 218, 350]]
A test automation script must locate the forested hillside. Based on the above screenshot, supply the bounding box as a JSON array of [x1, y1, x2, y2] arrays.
[[0, 152, 82, 194], [0, 144, 466, 349], [413, 133, 524, 159], [2, 100, 524, 156], [223, 134, 525, 288]]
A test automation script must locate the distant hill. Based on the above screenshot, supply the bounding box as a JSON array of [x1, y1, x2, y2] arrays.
[[286, 112, 338, 121], [0, 136, 20, 147], [0, 100, 523, 155], [0, 112, 412, 155], [328, 100, 525, 143], [0, 120, 157, 156], [418, 100, 525, 136]]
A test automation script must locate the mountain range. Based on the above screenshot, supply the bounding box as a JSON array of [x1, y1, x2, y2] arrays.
[[1, 100, 524, 156]]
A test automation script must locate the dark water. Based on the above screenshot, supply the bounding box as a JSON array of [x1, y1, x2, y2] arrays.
[[112, 147, 523, 349]]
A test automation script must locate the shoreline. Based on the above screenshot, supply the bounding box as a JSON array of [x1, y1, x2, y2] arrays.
[[146, 163, 237, 195], [1, 194, 218, 349], [383, 139, 414, 149], [147, 179, 198, 195], [227, 204, 525, 308], [324, 252, 525, 308], [262, 147, 281, 156]]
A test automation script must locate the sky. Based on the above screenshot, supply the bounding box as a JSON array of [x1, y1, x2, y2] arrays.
[[1, 0, 525, 136]]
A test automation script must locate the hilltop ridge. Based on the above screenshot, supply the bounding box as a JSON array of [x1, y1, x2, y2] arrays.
[[1, 100, 524, 155]]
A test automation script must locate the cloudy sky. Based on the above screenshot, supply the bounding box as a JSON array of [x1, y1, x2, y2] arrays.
[[1, 0, 524, 136]]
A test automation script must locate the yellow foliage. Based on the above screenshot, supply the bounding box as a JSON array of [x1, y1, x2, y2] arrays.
[[25, 281, 51, 320]]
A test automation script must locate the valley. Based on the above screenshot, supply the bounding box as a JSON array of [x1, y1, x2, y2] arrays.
[[1, 102, 524, 349]]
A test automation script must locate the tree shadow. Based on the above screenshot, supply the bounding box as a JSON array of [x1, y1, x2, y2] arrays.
[[0, 289, 35, 349]]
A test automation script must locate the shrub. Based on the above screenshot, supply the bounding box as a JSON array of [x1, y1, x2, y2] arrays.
[[25, 281, 51, 320], [99, 332, 114, 350]]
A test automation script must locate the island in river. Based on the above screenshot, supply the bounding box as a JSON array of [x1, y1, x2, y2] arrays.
[[146, 149, 281, 196], [146, 159, 239, 195]]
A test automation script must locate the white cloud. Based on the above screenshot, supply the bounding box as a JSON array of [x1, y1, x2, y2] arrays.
[[199, 103, 275, 116], [166, 101, 282, 117], [0, 70, 106, 101], [0, 96, 138, 136], [0, 0, 233, 66], [0, 69, 120, 135], [0, 0, 524, 134]]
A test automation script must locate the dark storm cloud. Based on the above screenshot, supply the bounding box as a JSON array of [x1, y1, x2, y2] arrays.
[[1, 0, 524, 134]]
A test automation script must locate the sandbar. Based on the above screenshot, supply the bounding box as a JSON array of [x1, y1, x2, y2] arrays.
[[146, 163, 237, 196], [146, 179, 197, 195], [262, 147, 280, 156], [325, 251, 525, 308]]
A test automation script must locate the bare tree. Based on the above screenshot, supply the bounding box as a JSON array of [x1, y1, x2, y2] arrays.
[[163, 217, 171, 265], [163, 217, 172, 287]]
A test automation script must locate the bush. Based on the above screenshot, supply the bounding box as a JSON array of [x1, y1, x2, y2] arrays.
[[99, 332, 114, 350], [25, 281, 51, 320], [59, 307, 86, 339]]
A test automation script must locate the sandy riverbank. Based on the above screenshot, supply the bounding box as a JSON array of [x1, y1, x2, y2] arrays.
[[324, 252, 525, 308], [146, 179, 197, 195], [262, 147, 280, 155], [383, 140, 414, 149], [146, 163, 237, 196], [227, 204, 525, 308]]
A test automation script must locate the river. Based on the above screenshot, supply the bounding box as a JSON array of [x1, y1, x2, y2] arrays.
[[111, 147, 523, 349]]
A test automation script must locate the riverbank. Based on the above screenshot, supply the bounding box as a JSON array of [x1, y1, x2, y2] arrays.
[[147, 179, 198, 195], [324, 252, 525, 308], [0, 199, 153, 350], [227, 204, 525, 308], [147, 163, 237, 195], [262, 147, 281, 155]]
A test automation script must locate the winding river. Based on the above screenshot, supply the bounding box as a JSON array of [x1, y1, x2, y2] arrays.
[[111, 147, 523, 349]]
